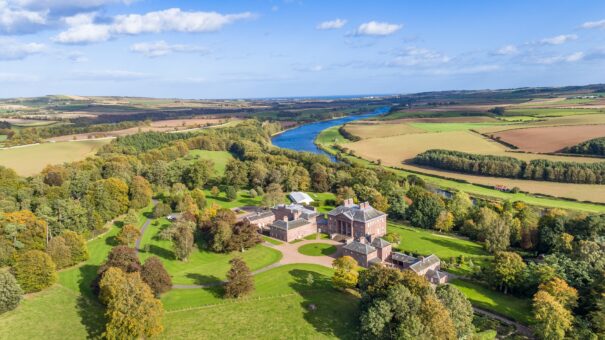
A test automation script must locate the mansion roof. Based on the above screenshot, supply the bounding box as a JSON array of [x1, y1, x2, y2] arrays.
[[328, 202, 386, 223], [271, 218, 311, 231], [343, 241, 377, 255]]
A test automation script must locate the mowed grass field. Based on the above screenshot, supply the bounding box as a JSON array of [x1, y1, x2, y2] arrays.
[[316, 126, 605, 212], [0, 139, 111, 176], [183, 149, 233, 175]]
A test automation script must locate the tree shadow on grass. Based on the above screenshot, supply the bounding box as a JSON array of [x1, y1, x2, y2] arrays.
[[185, 273, 224, 286], [78, 264, 100, 299], [105, 236, 119, 247], [146, 244, 175, 260], [288, 269, 359, 340], [420, 236, 487, 256], [143, 211, 154, 219], [75, 294, 105, 340]]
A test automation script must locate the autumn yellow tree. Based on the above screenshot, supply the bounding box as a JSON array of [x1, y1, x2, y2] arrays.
[[533, 290, 573, 340], [539, 277, 578, 310], [332, 256, 359, 290], [99, 268, 164, 339], [116, 224, 141, 247]]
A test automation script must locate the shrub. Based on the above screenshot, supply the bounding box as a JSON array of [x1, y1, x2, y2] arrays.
[[225, 186, 238, 202], [0, 270, 22, 314], [13, 250, 57, 293]]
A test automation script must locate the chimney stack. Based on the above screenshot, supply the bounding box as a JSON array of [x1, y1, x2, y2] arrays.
[[360, 202, 369, 209], [344, 198, 354, 207]]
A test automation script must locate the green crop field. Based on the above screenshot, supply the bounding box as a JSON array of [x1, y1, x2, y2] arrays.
[[0, 139, 111, 176]]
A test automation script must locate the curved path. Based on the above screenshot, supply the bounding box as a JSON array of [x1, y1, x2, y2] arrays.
[[172, 238, 341, 289], [473, 307, 533, 338], [134, 199, 158, 253]]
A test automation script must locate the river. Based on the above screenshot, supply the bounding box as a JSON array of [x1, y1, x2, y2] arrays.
[[271, 106, 390, 157]]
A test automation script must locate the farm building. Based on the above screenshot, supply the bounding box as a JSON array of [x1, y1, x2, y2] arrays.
[[289, 191, 314, 205]]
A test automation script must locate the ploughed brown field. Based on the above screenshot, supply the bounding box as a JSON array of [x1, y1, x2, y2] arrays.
[[490, 124, 605, 153]]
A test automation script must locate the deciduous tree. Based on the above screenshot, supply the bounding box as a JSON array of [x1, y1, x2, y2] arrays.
[[224, 257, 254, 298], [141, 256, 172, 297], [533, 290, 573, 340], [99, 268, 164, 339], [13, 250, 57, 293], [47, 236, 72, 269], [116, 224, 141, 247], [332, 256, 359, 290], [435, 285, 474, 339], [172, 222, 194, 261], [129, 176, 152, 209]]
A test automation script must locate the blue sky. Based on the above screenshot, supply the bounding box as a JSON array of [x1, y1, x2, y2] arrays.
[[1, 0, 604, 98]]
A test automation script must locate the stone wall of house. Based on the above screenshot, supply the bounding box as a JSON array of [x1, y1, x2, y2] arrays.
[[376, 244, 392, 262], [326, 215, 387, 239], [343, 249, 377, 267]]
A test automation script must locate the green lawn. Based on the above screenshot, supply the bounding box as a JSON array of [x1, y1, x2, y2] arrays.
[[316, 126, 605, 213], [160, 264, 359, 339], [304, 232, 330, 240], [183, 150, 233, 175], [387, 223, 491, 276], [450, 279, 532, 325], [307, 192, 337, 213], [298, 243, 337, 256], [204, 190, 263, 209], [138, 218, 283, 285], [262, 235, 284, 245]]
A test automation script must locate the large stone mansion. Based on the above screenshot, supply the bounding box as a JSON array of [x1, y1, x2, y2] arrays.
[[244, 194, 448, 284]]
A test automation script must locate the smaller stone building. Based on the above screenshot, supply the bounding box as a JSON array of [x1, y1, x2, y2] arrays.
[[244, 210, 275, 230], [342, 237, 392, 267], [391, 253, 448, 284], [269, 204, 319, 242]]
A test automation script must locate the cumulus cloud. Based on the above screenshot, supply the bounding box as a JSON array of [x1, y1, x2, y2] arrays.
[[316, 18, 346, 30], [355, 21, 401, 36], [539, 34, 577, 45], [70, 69, 152, 81], [426, 64, 500, 76], [0, 1, 47, 33], [130, 41, 209, 57], [581, 19, 605, 29], [389, 46, 450, 67], [0, 38, 45, 60], [52, 8, 255, 44]]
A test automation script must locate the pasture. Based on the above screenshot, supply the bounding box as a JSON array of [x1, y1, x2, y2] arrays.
[[0, 139, 111, 176], [183, 150, 233, 175], [490, 125, 605, 153]]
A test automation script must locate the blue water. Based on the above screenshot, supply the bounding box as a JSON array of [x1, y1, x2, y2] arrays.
[[271, 106, 390, 157]]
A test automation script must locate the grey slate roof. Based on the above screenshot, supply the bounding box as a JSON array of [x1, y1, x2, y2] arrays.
[[409, 254, 441, 274], [271, 218, 311, 231], [275, 204, 318, 220], [391, 252, 418, 266], [343, 241, 376, 255], [245, 210, 274, 222], [327, 203, 386, 222], [371, 238, 391, 248]]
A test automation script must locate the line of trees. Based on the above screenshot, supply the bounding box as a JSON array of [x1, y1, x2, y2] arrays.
[[565, 137, 605, 156], [415, 149, 605, 184]]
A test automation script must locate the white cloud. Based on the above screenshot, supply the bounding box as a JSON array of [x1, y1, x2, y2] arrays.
[[355, 21, 401, 36], [11, 0, 133, 13], [0, 1, 47, 33], [130, 41, 209, 57], [0, 38, 45, 60], [539, 34, 577, 45], [533, 52, 585, 64], [581, 19, 605, 29], [70, 69, 152, 81], [316, 18, 346, 30], [52, 8, 254, 44], [426, 64, 500, 76], [389, 46, 450, 67], [111, 8, 254, 34], [494, 44, 519, 56]]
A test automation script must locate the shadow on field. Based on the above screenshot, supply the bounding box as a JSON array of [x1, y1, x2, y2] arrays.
[[76, 295, 105, 339], [78, 264, 100, 298], [288, 269, 359, 340], [146, 244, 174, 260], [185, 273, 224, 286]]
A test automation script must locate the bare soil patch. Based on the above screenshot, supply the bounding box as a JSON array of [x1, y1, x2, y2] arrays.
[[491, 125, 605, 153]]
